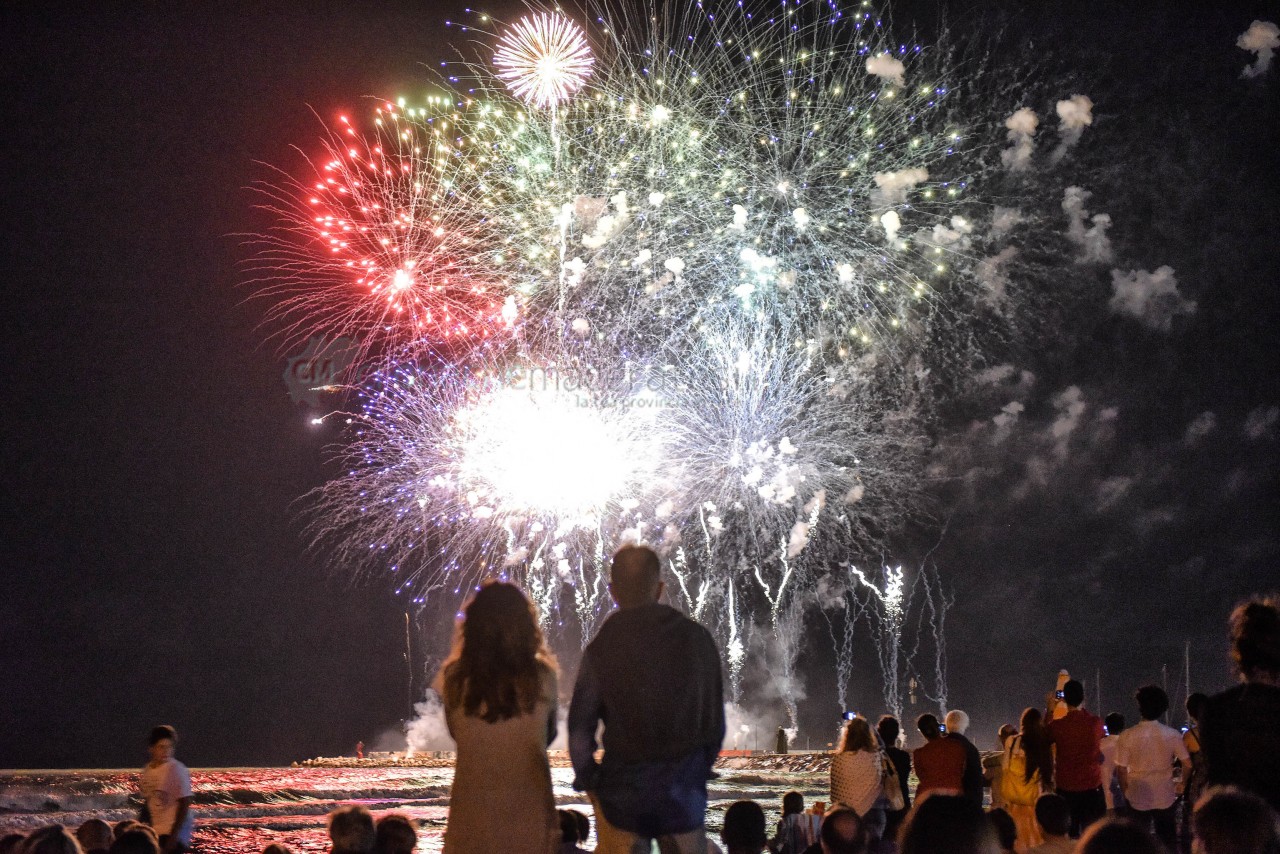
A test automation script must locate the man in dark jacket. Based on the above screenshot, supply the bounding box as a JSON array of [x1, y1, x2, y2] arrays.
[[569, 544, 726, 854], [943, 710, 986, 808]]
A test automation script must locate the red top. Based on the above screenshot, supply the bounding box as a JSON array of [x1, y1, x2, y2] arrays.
[[913, 736, 967, 796], [1047, 708, 1105, 791]]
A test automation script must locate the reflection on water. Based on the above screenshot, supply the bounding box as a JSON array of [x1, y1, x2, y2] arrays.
[[0, 766, 828, 853]]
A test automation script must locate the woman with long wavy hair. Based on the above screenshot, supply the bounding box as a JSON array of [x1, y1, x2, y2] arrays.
[[1003, 707, 1055, 852], [437, 581, 560, 854]]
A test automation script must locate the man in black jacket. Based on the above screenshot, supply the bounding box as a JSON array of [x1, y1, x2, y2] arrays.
[[944, 709, 986, 808], [569, 544, 726, 854]]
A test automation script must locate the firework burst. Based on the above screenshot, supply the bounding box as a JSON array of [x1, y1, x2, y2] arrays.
[[247, 107, 513, 360], [494, 13, 594, 108]]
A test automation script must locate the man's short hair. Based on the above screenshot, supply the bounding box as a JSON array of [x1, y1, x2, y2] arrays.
[[1229, 596, 1280, 679], [877, 715, 900, 745], [147, 725, 176, 746], [21, 826, 81, 854], [108, 830, 160, 854], [76, 819, 114, 853], [721, 800, 767, 850], [1193, 785, 1280, 854], [373, 814, 416, 854], [782, 790, 805, 816], [1062, 679, 1085, 707], [1076, 818, 1163, 854], [1135, 685, 1169, 721], [916, 713, 940, 739], [1035, 793, 1071, 837], [327, 805, 376, 854], [1104, 712, 1125, 735], [610, 544, 662, 606], [943, 710, 970, 735], [988, 808, 1017, 851], [819, 807, 867, 854]]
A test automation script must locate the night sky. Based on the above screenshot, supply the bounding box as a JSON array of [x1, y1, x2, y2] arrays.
[[2, 1, 1276, 769]]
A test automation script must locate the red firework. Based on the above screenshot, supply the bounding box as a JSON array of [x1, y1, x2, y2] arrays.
[[249, 105, 512, 360]]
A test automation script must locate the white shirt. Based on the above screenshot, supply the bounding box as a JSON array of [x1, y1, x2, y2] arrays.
[[140, 758, 194, 844], [1114, 720, 1190, 811]]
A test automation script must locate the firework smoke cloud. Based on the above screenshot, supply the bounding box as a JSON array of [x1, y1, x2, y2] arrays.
[[1238, 20, 1280, 79]]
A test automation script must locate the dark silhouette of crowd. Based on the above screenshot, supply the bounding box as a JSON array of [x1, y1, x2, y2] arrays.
[[5, 574, 1276, 854]]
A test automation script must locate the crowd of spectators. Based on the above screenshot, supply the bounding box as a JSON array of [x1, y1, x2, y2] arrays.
[[6, 577, 1275, 854]]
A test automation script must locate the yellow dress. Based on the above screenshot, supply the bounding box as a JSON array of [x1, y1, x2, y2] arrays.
[[442, 667, 560, 854]]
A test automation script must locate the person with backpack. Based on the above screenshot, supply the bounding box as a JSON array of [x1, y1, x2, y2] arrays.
[[1002, 708, 1054, 853]]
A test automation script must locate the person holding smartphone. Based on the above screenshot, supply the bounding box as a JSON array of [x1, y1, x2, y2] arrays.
[[1046, 679, 1106, 838]]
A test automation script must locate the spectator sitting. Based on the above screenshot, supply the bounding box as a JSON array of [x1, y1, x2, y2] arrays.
[[771, 791, 820, 854], [327, 805, 376, 854], [877, 715, 912, 842], [1073, 817, 1162, 854], [913, 714, 966, 799], [897, 793, 1000, 854], [373, 814, 416, 854], [1191, 785, 1280, 854], [75, 821, 113, 854], [1025, 793, 1072, 854], [1115, 684, 1189, 850], [557, 809, 589, 854], [943, 710, 985, 808], [801, 806, 866, 854], [108, 831, 159, 854], [1201, 595, 1280, 811], [721, 801, 768, 854], [19, 826, 81, 854], [987, 808, 1017, 854], [1098, 714, 1125, 815], [984, 724, 1018, 812]]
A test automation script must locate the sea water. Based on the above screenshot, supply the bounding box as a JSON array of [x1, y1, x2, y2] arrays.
[[0, 766, 827, 852]]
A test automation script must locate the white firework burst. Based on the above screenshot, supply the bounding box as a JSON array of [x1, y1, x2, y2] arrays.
[[494, 13, 594, 108]]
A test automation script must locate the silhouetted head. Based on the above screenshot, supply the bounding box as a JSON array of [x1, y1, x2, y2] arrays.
[[21, 827, 81, 854], [917, 713, 941, 741], [839, 716, 876, 753], [1186, 692, 1209, 724], [75, 820, 113, 854], [1135, 685, 1169, 721], [327, 805, 375, 854], [1229, 596, 1280, 683], [877, 715, 901, 746], [1076, 818, 1162, 854], [609, 544, 663, 607], [988, 808, 1017, 852], [373, 814, 416, 854], [1104, 713, 1125, 735], [721, 800, 768, 854], [108, 830, 158, 854], [819, 808, 867, 854], [781, 791, 805, 817], [1062, 679, 1085, 708], [899, 794, 999, 854], [1192, 785, 1280, 854], [1035, 793, 1071, 837]]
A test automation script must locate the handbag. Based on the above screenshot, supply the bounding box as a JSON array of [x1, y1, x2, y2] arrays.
[[1000, 736, 1041, 807], [881, 753, 906, 812]]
